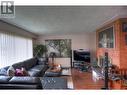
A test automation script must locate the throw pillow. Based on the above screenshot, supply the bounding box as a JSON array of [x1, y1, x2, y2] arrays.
[[7, 66, 15, 76], [21, 67, 30, 76], [38, 58, 47, 65], [0, 68, 7, 76], [15, 69, 24, 76]]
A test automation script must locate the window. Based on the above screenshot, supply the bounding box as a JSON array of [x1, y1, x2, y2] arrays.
[[0, 31, 33, 68]]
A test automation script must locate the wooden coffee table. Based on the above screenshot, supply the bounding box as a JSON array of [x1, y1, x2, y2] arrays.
[[50, 67, 61, 72], [44, 66, 62, 77]]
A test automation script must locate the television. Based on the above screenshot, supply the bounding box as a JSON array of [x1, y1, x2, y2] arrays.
[[73, 50, 90, 62]]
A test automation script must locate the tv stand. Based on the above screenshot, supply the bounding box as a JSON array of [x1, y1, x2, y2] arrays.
[[73, 61, 91, 72], [73, 61, 84, 68], [72, 50, 90, 67]]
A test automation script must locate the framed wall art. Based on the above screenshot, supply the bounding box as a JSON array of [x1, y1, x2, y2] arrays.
[[45, 39, 71, 58], [98, 26, 115, 48]]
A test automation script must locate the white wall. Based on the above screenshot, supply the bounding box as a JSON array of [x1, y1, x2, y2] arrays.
[[35, 32, 96, 67]]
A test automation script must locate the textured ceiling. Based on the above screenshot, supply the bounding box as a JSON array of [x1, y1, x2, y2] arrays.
[[1, 6, 127, 35]]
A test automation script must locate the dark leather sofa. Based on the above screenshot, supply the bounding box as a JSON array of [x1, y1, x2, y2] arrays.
[[0, 57, 48, 89], [0, 76, 42, 89]]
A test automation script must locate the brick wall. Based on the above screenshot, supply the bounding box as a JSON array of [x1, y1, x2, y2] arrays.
[[120, 19, 127, 68], [96, 19, 121, 68], [96, 19, 127, 89]]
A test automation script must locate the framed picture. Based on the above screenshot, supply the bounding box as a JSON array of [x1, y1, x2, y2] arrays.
[[45, 39, 71, 58], [122, 22, 127, 32], [98, 26, 114, 48]]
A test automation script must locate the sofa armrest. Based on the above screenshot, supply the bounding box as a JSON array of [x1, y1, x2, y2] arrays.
[[0, 76, 12, 83]]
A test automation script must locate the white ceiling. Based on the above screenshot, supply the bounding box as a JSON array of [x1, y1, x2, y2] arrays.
[[1, 6, 127, 35]]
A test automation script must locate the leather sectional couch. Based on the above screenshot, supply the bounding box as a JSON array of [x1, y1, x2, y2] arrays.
[[0, 57, 48, 89], [0, 76, 42, 89]]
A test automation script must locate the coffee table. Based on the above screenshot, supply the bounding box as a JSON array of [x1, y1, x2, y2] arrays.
[[44, 67, 62, 77]]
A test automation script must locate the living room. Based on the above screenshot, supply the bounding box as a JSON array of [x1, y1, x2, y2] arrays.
[[1, 6, 127, 90]]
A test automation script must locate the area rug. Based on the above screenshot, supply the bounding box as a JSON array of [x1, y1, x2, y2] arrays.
[[67, 76, 74, 89], [61, 68, 74, 89]]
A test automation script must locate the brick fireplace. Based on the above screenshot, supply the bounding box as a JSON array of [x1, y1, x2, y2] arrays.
[[96, 18, 127, 89], [96, 18, 127, 69], [97, 55, 112, 68]]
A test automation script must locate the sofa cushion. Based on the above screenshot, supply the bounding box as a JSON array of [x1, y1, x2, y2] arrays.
[[30, 65, 43, 71], [38, 61, 46, 65], [0, 76, 12, 83], [28, 70, 40, 77], [0, 68, 7, 76], [12, 62, 25, 70], [9, 76, 40, 84], [37, 57, 47, 65], [23, 58, 38, 70], [0, 76, 42, 89], [12, 58, 37, 70], [0, 66, 10, 76], [1, 66, 10, 71]]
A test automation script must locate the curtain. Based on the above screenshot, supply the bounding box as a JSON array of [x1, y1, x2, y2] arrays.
[[0, 31, 33, 68]]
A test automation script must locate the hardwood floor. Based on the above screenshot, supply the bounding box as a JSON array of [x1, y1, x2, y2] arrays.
[[71, 68, 104, 89]]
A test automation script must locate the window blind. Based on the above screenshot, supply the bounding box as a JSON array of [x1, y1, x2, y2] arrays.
[[0, 31, 33, 68]]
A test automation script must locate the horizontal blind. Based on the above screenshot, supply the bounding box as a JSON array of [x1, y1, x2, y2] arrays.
[[0, 32, 33, 68]]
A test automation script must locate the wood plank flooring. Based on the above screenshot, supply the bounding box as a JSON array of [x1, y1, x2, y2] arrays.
[[71, 68, 104, 89]]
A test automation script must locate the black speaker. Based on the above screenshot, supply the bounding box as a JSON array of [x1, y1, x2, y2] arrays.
[[101, 52, 109, 90]]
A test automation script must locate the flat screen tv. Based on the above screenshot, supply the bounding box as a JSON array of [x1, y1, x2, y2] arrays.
[[73, 50, 90, 62]]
